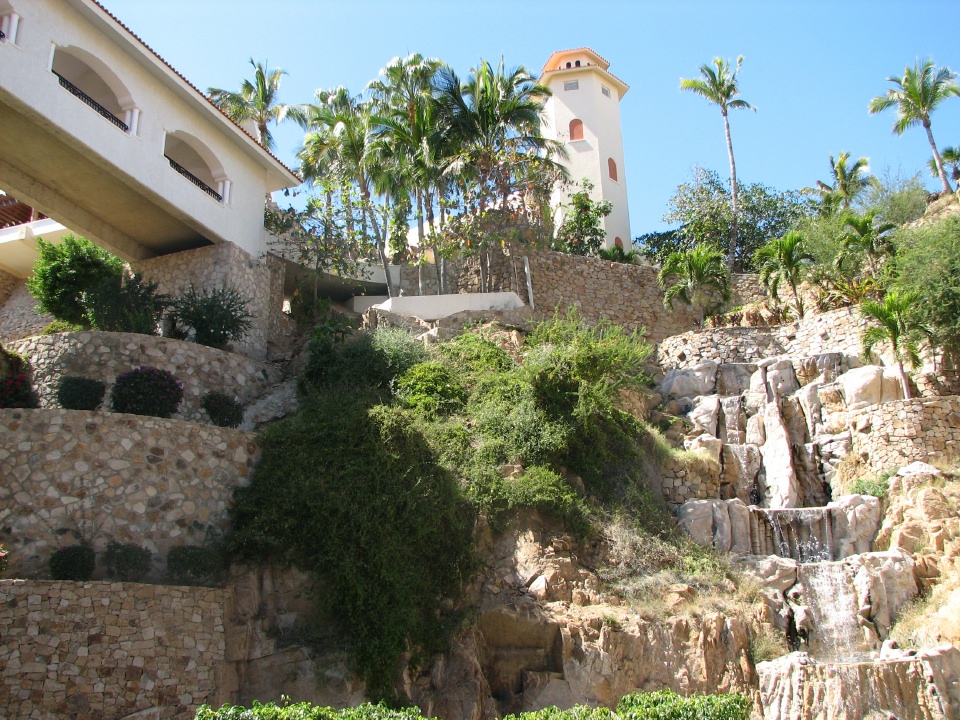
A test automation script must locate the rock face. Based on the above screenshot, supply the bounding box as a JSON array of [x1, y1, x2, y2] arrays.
[[758, 647, 960, 720]]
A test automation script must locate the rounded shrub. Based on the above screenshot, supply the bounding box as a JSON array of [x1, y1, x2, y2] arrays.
[[110, 366, 183, 418], [41, 320, 84, 335], [395, 362, 466, 415], [56, 376, 106, 411], [103, 540, 152, 582], [167, 545, 223, 586], [202, 391, 244, 428], [171, 285, 253, 349], [49, 544, 95, 581]]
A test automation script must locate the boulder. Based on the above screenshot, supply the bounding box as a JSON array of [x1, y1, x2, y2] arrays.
[[897, 461, 943, 477], [684, 433, 723, 465], [758, 401, 800, 508], [721, 444, 761, 502], [688, 395, 720, 437], [765, 359, 799, 399], [660, 361, 717, 399], [827, 495, 882, 558], [726, 498, 752, 555], [716, 363, 757, 396], [849, 549, 918, 637], [795, 382, 822, 439], [838, 365, 890, 411], [740, 555, 799, 593], [719, 396, 746, 444], [677, 500, 715, 547], [746, 412, 766, 445]]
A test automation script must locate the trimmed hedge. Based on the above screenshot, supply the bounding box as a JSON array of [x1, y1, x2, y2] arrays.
[[49, 545, 95, 581], [110, 366, 183, 418], [57, 376, 106, 411]]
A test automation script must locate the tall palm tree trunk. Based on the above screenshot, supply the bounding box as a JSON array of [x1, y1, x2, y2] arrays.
[[925, 121, 954, 194], [723, 109, 739, 272], [897, 360, 913, 400]]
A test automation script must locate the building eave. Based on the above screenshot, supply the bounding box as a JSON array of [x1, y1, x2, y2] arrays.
[[539, 66, 630, 99]]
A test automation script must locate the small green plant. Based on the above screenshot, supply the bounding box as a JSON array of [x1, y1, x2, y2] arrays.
[[395, 362, 466, 415], [0, 544, 8, 575], [749, 625, 790, 663], [103, 540, 152, 582], [202, 391, 244, 428], [849, 475, 890, 499], [56, 376, 106, 411], [196, 701, 438, 720], [171, 285, 254, 349], [83, 274, 168, 335], [166, 545, 223, 586], [436, 332, 514, 375], [110, 366, 183, 418], [471, 466, 591, 536], [49, 544, 95, 581], [301, 327, 428, 393], [0, 374, 38, 409], [41, 320, 84, 335], [616, 690, 751, 720]]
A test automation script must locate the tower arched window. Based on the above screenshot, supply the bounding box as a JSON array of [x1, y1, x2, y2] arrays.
[[569, 119, 583, 142], [608, 158, 618, 181], [615, 237, 623, 249], [164, 131, 230, 204]]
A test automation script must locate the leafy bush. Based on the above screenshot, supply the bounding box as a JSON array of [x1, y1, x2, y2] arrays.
[[83, 274, 167, 335], [56, 376, 106, 411], [110, 366, 183, 418], [0, 544, 8, 575], [228, 393, 473, 700], [395, 362, 466, 415], [616, 690, 751, 720], [436, 332, 514, 375], [26, 235, 124, 326], [49, 544, 95, 581], [302, 327, 428, 393], [41, 320, 84, 335], [0, 374, 38, 409], [849, 475, 890, 499], [171, 285, 253, 349], [202, 391, 244, 428], [196, 702, 433, 720], [166, 545, 223, 586], [103, 540, 152, 582]]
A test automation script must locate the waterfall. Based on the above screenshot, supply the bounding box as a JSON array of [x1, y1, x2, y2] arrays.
[[798, 562, 875, 662], [748, 507, 834, 562]]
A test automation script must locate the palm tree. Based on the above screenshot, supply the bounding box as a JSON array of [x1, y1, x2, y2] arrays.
[[859, 290, 928, 399], [839, 211, 896, 278], [869, 60, 960, 195], [754, 232, 815, 318], [928, 146, 960, 186], [208, 59, 306, 151], [680, 57, 755, 271], [657, 243, 731, 325], [808, 152, 872, 213]]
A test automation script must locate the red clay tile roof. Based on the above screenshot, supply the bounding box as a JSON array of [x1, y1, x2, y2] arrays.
[[89, 0, 301, 183]]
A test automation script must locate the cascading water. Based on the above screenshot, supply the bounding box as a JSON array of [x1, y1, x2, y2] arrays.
[[765, 508, 833, 563], [797, 561, 873, 662]]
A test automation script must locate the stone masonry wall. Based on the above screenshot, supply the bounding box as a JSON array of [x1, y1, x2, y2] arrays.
[[0, 282, 53, 344], [0, 579, 228, 719], [0, 409, 259, 577], [132, 242, 282, 361], [849, 396, 960, 472], [12, 331, 280, 423]]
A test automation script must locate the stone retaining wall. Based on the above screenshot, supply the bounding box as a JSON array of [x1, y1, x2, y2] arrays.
[[0, 579, 228, 719], [0, 409, 258, 577], [849, 396, 960, 472], [12, 331, 280, 423]]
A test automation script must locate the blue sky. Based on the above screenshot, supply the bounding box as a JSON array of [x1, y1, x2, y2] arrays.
[[106, 0, 960, 236]]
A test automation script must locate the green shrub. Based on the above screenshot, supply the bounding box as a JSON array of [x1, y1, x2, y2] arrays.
[[0, 374, 38, 409], [395, 362, 466, 415], [228, 393, 473, 701], [196, 701, 431, 720], [41, 320, 84, 335], [616, 690, 751, 720], [103, 540, 152, 582], [56, 376, 106, 411], [436, 333, 514, 375], [49, 544, 95, 581], [83, 274, 167, 335], [26, 235, 124, 327], [849, 475, 890, 499], [202, 391, 244, 428], [507, 707, 616, 720], [110, 366, 183, 418], [302, 327, 428, 393], [171, 285, 253, 349], [166, 545, 223, 586]]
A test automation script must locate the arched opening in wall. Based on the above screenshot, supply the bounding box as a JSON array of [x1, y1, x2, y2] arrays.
[[163, 131, 229, 203], [575, 60, 581, 67], [0, 1, 22, 45], [569, 119, 583, 141], [615, 237, 623, 249], [50, 46, 139, 133], [608, 158, 618, 181]]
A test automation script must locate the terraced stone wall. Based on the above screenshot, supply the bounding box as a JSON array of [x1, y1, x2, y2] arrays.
[[0, 579, 228, 719], [0, 409, 258, 577], [11, 331, 280, 423], [850, 396, 960, 472]]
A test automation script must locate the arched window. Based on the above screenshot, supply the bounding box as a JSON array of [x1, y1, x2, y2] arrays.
[[50, 46, 140, 134], [164, 131, 230, 203], [615, 237, 623, 249], [608, 158, 618, 181], [575, 60, 581, 67], [569, 119, 583, 141], [0, 2, 22, 45], [565, 62, 572, 69]]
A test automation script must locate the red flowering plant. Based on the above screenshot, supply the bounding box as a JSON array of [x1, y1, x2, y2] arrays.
[[0, 374, 39, 408]]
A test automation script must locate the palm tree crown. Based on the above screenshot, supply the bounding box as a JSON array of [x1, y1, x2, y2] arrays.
[[869, 59, 960, 194], [859, 290, 928, 399], [810, 152, 872, 214], [209, 59, 306, 151], [680, 57, 755, 271], [839, 211, 896, 278], [754, 231, 815, 318], [657, 243, 731, 324]]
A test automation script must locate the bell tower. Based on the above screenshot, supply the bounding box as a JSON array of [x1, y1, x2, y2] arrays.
[[539, 48, 630, 249]]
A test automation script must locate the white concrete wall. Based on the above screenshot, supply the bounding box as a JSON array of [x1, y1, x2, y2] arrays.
[[542, 58, 631, 249], [0, 0, 296, 258]]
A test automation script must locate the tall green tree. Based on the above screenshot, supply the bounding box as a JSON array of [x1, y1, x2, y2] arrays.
[[928, 147, 960, 186], [754, 231, 815, 318], [555, 180, 612, 256], [860, 290, 928, 399], [869, 59, 960, 195], [839, 210, 896, 279], [680, 56, 755, 271], [657, 243, 731, 325], [208, 59, 306, 151], [808, 152, 873, 215]]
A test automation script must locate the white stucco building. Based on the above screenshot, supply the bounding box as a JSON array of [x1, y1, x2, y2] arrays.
[[0, 0, 299, 271], [539, 48, 631, 249]]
